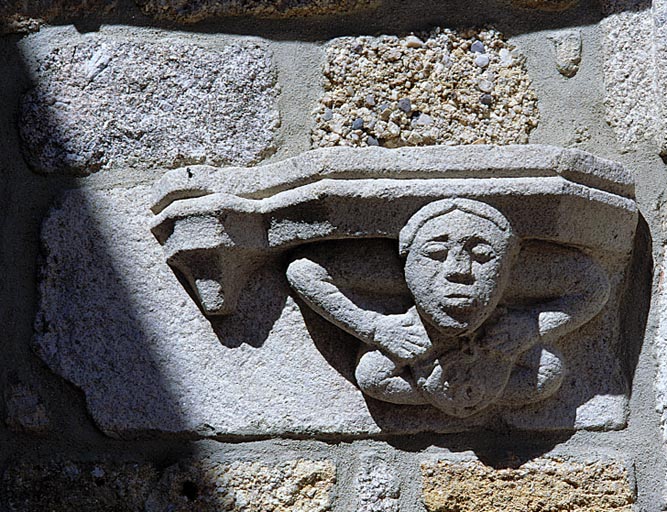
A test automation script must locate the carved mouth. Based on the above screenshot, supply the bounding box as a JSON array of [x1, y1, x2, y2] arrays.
[[441, 295, 476, 307]]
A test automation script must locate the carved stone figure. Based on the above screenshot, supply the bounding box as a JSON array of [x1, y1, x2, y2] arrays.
[[285, 198, 610, 417], [27, 145, 633, 436]]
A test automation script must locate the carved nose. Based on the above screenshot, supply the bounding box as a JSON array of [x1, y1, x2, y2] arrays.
[[444, 249, 474, 284]]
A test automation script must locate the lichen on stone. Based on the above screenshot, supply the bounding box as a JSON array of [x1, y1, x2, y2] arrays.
[[312, 28, 539, 149]]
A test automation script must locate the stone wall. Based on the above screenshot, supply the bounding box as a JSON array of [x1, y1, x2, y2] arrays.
[[0, 1, 665, 510]]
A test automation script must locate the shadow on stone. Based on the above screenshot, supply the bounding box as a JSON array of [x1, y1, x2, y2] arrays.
[[209, 262, 290, 349], [618, 214, 652, 389], [0, 0, 653, 41], [0, 36, 237, 512]]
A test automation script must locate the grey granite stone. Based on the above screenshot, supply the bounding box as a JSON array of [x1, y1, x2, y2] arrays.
[[36, 146, 637, 437], [601, 1, 656, 149], [654, 247, 667, 441], [601, 0, 667, 155], [652, 0, 667, 155], [354, 451, 400, 512], [19, 32, 279, 175]]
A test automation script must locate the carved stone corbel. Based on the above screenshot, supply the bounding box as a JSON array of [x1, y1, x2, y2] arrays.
[[150, 145, 637, 420]]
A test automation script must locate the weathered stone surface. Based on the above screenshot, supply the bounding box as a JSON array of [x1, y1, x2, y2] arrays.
[[4, 381, 50, 433], [36, 146, 636, 437], [421, 456, 635, 511], [3, 460, 158, 511], [354, 452, 400, 512], [36, 183, 394, 437], [652, 0, 667, 155], [601, 0, 667, 154], [0, 0, 116, 33], [19, 32, 279, 175], [550, 30, 582, 78], [312, 29, 538, 148], [653, 248, 667, 441], [3, 458, 334, 511], [602, 1, 656, 149], [146, 459, 336, 511], [136, 0, 377, 21], [510, 0, 577, 10]]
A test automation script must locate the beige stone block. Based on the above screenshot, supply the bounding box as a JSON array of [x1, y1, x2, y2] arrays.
[[146, 459, 336, 511], [421, 457, 634, 511]]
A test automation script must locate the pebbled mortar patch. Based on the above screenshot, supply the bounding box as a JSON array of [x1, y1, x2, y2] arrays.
[[313, 28, 538, 149]]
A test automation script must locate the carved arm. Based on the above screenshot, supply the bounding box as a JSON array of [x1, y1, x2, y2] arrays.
[[483, 244, 611, 355], [286, 255, 433, 362]]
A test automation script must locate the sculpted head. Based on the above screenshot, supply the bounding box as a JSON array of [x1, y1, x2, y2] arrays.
[[399, 199, 518, 335]]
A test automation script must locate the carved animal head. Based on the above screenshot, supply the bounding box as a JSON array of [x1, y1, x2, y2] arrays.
[[399, 199, 519, 335]]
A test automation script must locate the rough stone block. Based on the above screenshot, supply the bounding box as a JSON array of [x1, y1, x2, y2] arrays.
[[135, 0, 378, 22], [421, 456, 635, 511], [601, 1, 657, 149], [601, 0, 667, 155], [35, 146, 637, 437], [0, 1, 116, 33], [354, 452, 400, 512], [19, 31, 279, 175], [652, 0, 667, 155], [312, 29, 538, 149], [3, 381, 50, 434], [653, 248, 667, 441], [3, 460, 158, 511], [146, 459, 336, 511], [3, 458, 335, 511]]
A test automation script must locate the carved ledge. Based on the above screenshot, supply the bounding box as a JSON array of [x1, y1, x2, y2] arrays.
[[150, 145, 638, 422]]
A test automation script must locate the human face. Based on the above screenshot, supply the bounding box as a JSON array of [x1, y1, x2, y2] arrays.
[[404, 210, 513, 335]]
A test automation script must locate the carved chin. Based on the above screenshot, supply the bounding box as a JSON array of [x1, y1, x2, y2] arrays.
[[426, 304, 489, 334], [427, 310, 473, 334]]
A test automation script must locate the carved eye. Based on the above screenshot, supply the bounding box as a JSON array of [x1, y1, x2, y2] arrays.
[[420, 241, 449, 260], [469, 242, 495, 263]]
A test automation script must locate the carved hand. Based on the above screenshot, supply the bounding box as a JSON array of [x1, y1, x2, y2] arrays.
[[372, 307, 433, 363]]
